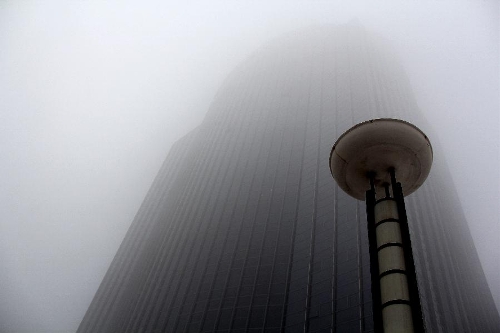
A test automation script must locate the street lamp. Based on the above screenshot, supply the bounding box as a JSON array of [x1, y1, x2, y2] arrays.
[[329, 118, 432, 333]]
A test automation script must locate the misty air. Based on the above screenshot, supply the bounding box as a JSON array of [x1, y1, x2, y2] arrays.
[[1, 1, 498, 332]]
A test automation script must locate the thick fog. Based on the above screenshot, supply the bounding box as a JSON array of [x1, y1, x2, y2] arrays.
[[1, 1, 498, 332]]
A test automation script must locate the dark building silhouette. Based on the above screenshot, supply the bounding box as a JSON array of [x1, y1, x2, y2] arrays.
[[78, 24, 500, 332]]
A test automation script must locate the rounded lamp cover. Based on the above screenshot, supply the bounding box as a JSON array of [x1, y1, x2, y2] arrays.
[[329, 118, 433, 200]]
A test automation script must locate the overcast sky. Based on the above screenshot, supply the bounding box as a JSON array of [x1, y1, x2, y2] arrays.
[[1, 1, 498, 332]]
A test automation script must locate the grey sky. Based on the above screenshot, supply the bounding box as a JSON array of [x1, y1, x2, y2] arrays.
[[1, 1, 498, 332]]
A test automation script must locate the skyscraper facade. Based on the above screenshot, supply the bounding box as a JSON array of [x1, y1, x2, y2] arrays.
[[78, 24, 500, 332]]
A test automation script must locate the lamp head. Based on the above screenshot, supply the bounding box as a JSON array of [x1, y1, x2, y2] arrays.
[[329, 118, 433, 200]]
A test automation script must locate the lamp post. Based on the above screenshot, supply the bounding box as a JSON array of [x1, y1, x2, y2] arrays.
[[329, 118, 432, 333]]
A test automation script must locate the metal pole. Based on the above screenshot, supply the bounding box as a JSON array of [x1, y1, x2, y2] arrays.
[[364, 169, 425, 332], [390, 169, 425, 332], [366, 173, 383, 333]]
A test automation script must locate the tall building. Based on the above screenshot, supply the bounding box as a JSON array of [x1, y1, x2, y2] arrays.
[[78, 24, 500, 332]]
